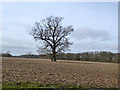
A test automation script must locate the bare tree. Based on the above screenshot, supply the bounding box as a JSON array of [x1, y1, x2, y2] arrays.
[[31, 16, 74, 61]]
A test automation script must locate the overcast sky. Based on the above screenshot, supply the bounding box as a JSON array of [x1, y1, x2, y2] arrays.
[[2, 2, 118, 55]]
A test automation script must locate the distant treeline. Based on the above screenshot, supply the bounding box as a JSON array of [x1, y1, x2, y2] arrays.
[[57, 52, 118, 63], [1, 51, 118, 63]]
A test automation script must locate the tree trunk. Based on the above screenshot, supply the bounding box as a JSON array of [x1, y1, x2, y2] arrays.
[[50, 54, 53, 61], [52, 48, 56, 61], [53, 53, 56, 61]]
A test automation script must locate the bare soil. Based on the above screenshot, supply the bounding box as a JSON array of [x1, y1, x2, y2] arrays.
[[2, 57, 118, 88]]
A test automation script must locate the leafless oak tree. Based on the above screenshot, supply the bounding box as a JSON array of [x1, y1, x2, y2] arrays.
[[31, 16, 74, 61]]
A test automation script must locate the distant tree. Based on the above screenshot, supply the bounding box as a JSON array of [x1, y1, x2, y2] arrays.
[[31, 16, 74, 61], [2, 51, 12, 57]]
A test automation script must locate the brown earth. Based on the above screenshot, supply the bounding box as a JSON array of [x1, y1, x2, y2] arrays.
[[2, 57, 118, 88]]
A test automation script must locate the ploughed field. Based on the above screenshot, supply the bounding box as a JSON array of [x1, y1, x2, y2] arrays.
[[2, 57, 118, 88]]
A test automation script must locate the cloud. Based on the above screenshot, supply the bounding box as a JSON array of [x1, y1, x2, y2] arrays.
[[70, 40, 118, 53], [2, 21, 39, 55], [67, 27, 117, 53], [3, 21, 33, 33], [2, 38, 39, 55], [70, 27, 111, 41]]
